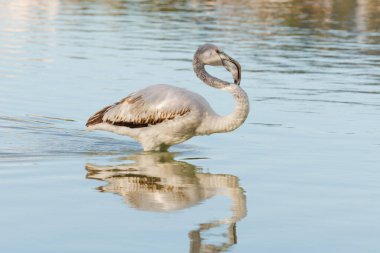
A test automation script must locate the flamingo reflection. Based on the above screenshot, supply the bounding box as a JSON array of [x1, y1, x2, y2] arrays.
[[86, 152, 247, 253]]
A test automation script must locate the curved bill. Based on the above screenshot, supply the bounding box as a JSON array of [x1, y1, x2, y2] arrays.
[[219, 51, 241, 85]]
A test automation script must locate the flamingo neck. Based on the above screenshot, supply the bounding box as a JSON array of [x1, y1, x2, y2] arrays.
[[196, 84, 250, 135], [193, 57, 230, 89]]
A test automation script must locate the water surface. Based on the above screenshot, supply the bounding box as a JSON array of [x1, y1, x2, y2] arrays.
[[1, 1, 380, 252]]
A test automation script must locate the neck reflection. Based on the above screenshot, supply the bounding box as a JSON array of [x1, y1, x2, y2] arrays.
[[85, 152, 247, 253]]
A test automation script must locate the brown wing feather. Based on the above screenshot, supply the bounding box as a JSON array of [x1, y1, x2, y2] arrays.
[[86, 93, 190, 128], [104, 108, 190, 128], [86, 94, 140, 127], [86, 105, 113, 127]]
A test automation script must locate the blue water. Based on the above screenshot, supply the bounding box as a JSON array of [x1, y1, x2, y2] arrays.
[[1, 1, 379, 252]]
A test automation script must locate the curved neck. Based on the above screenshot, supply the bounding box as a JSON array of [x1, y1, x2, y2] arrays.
[[193, 57, 230, 89], [196, 84, 250, 135]]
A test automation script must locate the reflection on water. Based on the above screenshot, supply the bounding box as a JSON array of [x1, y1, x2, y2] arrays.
[[86, 152, 247, 253]]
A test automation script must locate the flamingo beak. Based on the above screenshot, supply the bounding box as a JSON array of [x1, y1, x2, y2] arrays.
[[219, 51, 241, 85]]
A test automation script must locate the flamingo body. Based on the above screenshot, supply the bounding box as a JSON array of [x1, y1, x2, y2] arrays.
[[87, 84, 215, 151]]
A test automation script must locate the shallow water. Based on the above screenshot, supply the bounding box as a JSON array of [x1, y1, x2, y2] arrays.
[[1, 0, 380, 252]]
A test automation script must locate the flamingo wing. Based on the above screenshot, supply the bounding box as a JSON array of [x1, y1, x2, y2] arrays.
[[86, 85, 193, 129]]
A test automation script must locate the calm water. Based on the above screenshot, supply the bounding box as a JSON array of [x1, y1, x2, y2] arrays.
[[1, 0, 380, 252]]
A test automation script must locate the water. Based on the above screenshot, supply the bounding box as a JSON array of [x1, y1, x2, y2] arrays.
[[1, 0, 379, 252]]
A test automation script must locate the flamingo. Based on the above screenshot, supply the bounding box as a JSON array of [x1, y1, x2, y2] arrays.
[[86, 44, 249, 151]]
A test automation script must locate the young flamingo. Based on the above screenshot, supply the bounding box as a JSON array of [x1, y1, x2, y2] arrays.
[[86, 44, 249, 151]]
